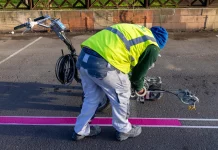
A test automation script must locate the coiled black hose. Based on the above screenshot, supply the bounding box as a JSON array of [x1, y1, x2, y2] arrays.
[[55, 54, 75, 85]]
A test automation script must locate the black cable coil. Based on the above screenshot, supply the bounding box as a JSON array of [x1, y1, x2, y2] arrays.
[[55, 54, 75, 85]]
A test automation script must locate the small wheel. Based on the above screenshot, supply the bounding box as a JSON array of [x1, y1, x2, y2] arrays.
[[81, 92, 110, 112], [144, 76, 163, 101], [146, 90, 163, 101], [97, 95, 110, 112]]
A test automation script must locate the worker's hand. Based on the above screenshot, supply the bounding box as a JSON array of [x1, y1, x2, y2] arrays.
[[137, 88, 145, 95], [135, 87, 147, 97], [135, 87, 147, 103], [148, 63, 155, 70]]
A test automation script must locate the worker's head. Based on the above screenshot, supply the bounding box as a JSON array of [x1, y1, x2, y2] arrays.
[[150, 26, 168, 50]]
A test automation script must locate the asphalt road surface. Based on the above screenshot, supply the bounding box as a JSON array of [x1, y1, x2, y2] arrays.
[[0, 31, 218, 150]]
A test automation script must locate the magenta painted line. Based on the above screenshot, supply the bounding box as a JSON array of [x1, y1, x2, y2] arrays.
[[129, 118, 181, 126], [0, 116, 76, 125], [90, 118, 181, 126], [0, 116, 182, 126]]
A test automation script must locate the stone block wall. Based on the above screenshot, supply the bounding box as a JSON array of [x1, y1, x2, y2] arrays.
[[0, 8, 218, 33]]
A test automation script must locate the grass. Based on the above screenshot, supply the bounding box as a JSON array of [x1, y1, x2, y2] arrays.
[[0, 0, 195, 9]]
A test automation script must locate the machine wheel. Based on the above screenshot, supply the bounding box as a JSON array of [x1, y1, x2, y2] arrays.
[[81, 92, 110, 112], [145, 77, 163, 101]]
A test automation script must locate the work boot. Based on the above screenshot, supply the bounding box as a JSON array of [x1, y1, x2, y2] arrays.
[[116, 125, 142, 141], [72, 126, 101, 141]]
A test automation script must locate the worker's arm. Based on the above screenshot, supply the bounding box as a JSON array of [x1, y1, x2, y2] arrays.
[[130, 44, 160, 92]]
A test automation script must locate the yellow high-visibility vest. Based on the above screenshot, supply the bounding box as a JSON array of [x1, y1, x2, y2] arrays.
[[81, 23, 159, 73]]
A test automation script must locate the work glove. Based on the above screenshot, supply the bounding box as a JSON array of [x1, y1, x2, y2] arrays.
[[148, 63, 155, 70], [135, 87, 147, 103]]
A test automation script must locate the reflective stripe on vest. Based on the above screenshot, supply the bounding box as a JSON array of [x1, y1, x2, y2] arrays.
[[105, 27, 157, 51]]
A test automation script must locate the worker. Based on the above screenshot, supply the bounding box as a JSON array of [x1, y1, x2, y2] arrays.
[[72, 23, 168, 141]]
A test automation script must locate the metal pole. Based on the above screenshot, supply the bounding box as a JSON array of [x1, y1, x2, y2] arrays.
[[145, 0, 148, 8], [205, 0, 209, 7], [86, 0, 90, 9], [28, 0, 33, 9]]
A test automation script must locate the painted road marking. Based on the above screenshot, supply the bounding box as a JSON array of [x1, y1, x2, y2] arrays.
[[0, 116, 181, 126], [1, 116, 218, 128], [0, 37, 42, 65]]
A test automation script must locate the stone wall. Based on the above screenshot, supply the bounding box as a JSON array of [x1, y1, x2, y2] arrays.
[[0, 8, 218, 33]]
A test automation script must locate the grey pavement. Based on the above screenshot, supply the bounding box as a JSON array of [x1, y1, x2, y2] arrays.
[[0, 31, 218, 150]]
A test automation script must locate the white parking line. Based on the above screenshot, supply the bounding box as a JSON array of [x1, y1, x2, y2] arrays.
[[179, 118, 218, 121], [0, 37, 42, 65]]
